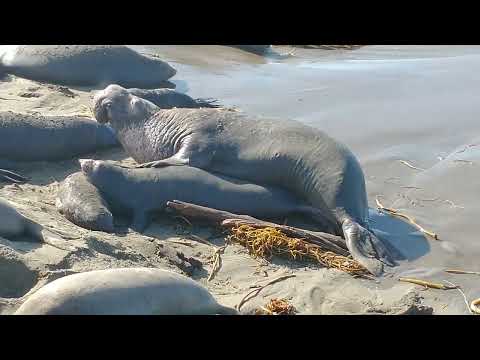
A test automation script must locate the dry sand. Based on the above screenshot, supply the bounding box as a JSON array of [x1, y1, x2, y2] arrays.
[[1, 45, 479, 315]]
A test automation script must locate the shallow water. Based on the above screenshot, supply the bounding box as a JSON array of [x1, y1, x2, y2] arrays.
[[129, 45, 480, 311]]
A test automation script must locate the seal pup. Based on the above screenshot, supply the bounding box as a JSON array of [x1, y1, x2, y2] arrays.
[[0, 45, 176, 88], [56, 172, 114, 232], [0, 198, 77, 251], [14, 267, 238, 315], [92, 85, 395, 275], [79, 159, 337, 233]]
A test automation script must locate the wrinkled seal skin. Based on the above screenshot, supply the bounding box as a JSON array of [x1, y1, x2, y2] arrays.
[[127, 88, 220, 109], [56, 172, 114, 232], [14, 267, 238, 315], [93, 85, 395, 275], [0, 198, 76, 251], [79, 159, 333, 233], [0, 45, 176, 88]]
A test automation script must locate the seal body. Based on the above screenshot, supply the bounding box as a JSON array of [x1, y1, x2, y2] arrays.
[[0, 45, 176, 88], [0, 111, 118, 162], [56, 172, 114, 232], [14, 267, 238, 315], [93, 85, 395, 275], [80, 159, 327, 232], [229, 45, 271, 54]]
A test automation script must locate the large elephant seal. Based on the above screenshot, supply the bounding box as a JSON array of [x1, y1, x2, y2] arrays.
[[0, 111, 118, 183], [56, 172, 114, 232], [0, 45, 176, 88], [92, 85, 395, 275], [79, 159, 333, 233], [14, 267, 238, 315], [0, 198, 77, 251]]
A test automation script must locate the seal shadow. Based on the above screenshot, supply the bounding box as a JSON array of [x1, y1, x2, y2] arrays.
[[367, 208, 430, 262]]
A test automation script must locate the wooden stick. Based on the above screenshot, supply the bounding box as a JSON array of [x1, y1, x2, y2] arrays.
[[399, 160, 425, 171], [376, 197, 439, 240], [445, 269, 480, 276], [237, 274, 296, 311], [399, 277, 458, 290], [166, 200, 348, 255]]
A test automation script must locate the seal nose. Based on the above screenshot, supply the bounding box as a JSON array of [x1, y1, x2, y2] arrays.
[[79, 159, 95, 174], [93, 97, 112, 124]]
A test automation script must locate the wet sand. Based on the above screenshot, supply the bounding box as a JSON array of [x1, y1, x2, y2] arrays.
[[1, 45, 479, 314]]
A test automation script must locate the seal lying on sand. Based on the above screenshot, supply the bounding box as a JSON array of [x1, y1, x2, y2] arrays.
[[127, 88, 219, 109], [0, 45, 176, 88], [56, 172, 114, 233], [93, 85, 394, 275], [229, 45, 271, 55], [0, 198, 76, 251], [14, 267, 238, 315], [79, 159, 334, 233], [0, 111, 118, 183]]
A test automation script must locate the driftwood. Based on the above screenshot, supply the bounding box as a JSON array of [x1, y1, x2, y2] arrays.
[[166, 200, 348, 256]]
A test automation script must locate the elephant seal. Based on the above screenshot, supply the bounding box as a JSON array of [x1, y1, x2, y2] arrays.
[[93, 85, 395, 275], [0, 45, 176, 88], [0, 111, 118, 183], [0, 198, 77, 251], [79, 159, 332, 233], [229, 45, 272, 55], [127, 88, 220, 109], [14, 267, 238, 315], [56, 172, 114, 232]]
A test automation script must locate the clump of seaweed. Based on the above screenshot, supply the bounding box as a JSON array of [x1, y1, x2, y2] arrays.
[[256, 298, 297, 315], [227, 225, 368, 275]]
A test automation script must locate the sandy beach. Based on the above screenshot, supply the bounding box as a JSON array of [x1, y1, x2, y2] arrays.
[[1, 45, 479, 315]]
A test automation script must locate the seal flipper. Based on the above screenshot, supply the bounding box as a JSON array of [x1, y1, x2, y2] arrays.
[[136, 157, 188, 169], [130, 211, 151, 233], [0, 168, 29, 183], [342, 218, 396, 277]]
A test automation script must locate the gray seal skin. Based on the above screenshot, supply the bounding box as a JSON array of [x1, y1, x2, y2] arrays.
[[0, 111, 118, 161], [79, 159, 333, 233], [14, 267, 238, 315], [229, 45, 272, 55], [0, 111, 118, 183], [0, 45, 176, 88], [93, 85, 395, 275], [55, 172, 114, 232], [127, 88, 220, 109], [0, 198, 77, 251]]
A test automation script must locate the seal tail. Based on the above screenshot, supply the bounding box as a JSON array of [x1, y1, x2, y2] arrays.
[[194, 97, 221, 108], [24, 218, 78, 252], [342, 218, 397, 277]]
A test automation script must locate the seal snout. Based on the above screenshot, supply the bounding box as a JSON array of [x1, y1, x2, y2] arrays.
[[79, 159, 97, 174]]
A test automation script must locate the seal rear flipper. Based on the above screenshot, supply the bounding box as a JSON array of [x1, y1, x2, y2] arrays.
[[25, 219, 78, 252], [0, 169, 29, 183], [194, 98, 221, 108], [342, 218, 397, 277], [130, 211, 151, 233]]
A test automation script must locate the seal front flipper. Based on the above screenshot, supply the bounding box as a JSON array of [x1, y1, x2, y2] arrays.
[[136, 157, 188, 169], [342, 218, 396, 277], [130, 211, 151, 233]]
